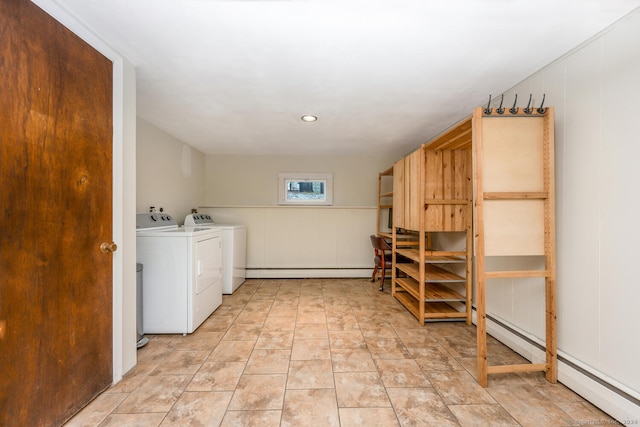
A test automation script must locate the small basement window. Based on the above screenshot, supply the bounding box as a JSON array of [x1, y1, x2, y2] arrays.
[[278, 172, 333, 205]]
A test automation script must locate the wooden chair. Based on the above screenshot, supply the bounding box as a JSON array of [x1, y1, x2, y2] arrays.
[[370, 235, 393, 291]]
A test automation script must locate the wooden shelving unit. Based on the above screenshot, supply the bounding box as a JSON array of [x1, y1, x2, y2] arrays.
[[391, 138, 473, 324], [388, 105, 557, 388]]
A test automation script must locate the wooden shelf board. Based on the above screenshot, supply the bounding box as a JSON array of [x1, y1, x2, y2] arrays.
[[395, 248, 466, 263], [394, 291, 467, 322], [424, 199, 469, 205], [395, 263, 466, 282], [394, 278, 419, 300], [394, 239, 420, 247], [424, 302, 467, 318], [395, 277, 465, 302], [394, 292, 421, 319]]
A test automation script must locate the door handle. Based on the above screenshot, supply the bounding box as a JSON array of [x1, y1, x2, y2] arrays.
[[100, 242, 118, 253]]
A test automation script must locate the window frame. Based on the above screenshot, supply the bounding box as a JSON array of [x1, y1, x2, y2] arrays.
[[277, 172, 334, 206]]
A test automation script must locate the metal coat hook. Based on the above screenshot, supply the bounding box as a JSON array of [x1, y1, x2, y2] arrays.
[[496, 94, 505, 114], [509, 94, 518, 114], [484, 94, 492, 115], [537, 94, 546, 114], [524, 94, 533, 114]]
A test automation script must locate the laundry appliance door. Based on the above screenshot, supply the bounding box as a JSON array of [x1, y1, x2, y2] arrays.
[[191, 233, 222, 330]]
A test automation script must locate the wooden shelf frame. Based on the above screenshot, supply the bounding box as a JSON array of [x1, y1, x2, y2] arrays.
[[472, 106, 557, 387], [376, 166, 394, 238]]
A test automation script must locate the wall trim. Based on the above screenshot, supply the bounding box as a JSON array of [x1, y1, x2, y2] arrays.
[[247, 268, 371, 279], [200, 205, 377, 210]]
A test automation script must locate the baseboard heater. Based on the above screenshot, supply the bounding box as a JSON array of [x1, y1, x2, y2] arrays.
[[246, 268, 372, 279], [476, 308, 640, 422]]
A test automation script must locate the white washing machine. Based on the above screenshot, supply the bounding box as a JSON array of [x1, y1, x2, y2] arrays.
[[136, 213, 223, 334], [185, 213, 246, 294]]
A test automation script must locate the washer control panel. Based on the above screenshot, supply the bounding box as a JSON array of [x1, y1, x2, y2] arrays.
[[136, 213, 177, 229], [184, 214, 215, 226]]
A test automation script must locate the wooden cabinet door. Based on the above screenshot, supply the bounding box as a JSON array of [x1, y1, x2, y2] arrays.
[[404, 147, 423, 231], [424, 149, 472, 232], [0, 1, 114, 425]]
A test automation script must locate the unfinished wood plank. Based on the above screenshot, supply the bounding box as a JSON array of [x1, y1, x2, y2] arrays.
[[482, 116, 545, 193], [424, 302, 468, 319], [424, 116, 473, 150], [464, 206, 473, 324], [393, 159, 405, 229], [395, 263, 466, 282], [395, 277, 420, 300], [485, 270, 550, 279], [443, 149, 454, 230], [472, 107, 489, 387], [543, 108, 558, 384], [423, 199, 468, 205], [487, 363, 547, 374], [394, 292, 421, 321], [424, 149, 444, 230], [406, 148, 423, 231], [454, 150, 470, 230], [395, 248, 466, 262], [423, 283, 466, 301], [484, 192, 548, 200], [483, 200, 545, 256]]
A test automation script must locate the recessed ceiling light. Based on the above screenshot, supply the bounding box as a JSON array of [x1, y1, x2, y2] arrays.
[[301, 115, 317, 122]]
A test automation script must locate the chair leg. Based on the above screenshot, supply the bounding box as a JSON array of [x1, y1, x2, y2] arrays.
[[379, 265, 385, 291], [371, 266, 378, 282]]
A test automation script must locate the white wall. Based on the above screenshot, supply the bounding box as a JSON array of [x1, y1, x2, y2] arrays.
[[205, 155, 395, 207], [200, 206, 375, 278], [136, 118, 206, 223], [203, 155, 397, 277], [485, 9, 640, 421]]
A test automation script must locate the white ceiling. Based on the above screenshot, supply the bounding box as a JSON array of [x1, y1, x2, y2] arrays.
[[52, 0, 640, 157]]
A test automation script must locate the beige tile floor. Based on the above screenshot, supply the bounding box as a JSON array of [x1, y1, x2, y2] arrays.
[[66, 278, 619, 426]]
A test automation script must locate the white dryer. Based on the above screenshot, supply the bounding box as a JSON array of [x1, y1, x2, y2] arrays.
[[185, 213, 246, 294], [136, 213, 223, 334]]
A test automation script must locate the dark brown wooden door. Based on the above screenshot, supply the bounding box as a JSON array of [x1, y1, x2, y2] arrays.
[[0, 1, 114, 425]]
